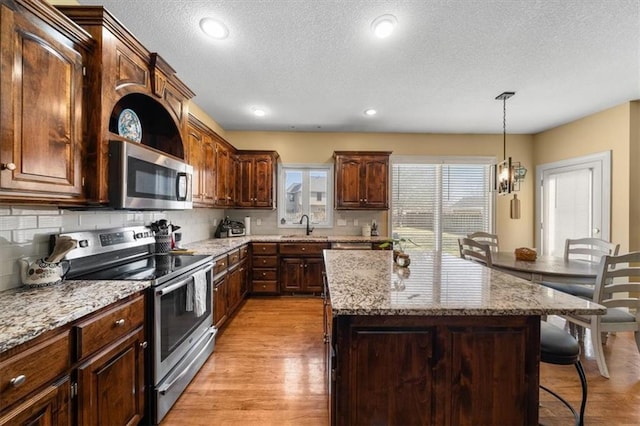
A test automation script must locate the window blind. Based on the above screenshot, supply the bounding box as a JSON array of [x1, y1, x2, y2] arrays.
[[391, 160, 493, 254]]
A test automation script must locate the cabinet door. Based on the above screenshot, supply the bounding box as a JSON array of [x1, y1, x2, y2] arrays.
[[0, 4, 84, 198], [186, 124, 205, 203], [303, 258, 325, 293], [253, 155, 273, 207], [335, 156, 362, 209], [236, 156, 254, 207], [0, 376, 70, 426], [203, 137, 216, 205], [227, 266, 242, 315], [215, 143, 230, 206], [361, 156, 389, 209], [76, 327, 146, 426], [239, 258, 249, 299], [280, 258, 303, 292], [213, 275, 228, 328]]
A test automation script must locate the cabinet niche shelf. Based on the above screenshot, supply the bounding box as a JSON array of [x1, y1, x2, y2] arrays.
[[108, 93, 184, 160]]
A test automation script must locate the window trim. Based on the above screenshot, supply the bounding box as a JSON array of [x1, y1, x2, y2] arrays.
[[277, 163, 334, 229]]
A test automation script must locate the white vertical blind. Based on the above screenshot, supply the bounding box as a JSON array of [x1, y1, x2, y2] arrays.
[[391, 158, 494, 254]]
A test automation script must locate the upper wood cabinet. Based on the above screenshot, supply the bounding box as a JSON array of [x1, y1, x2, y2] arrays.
[[334, 151, 391, 210], [236, 151, 279, 209], [214, 139, 235, 207], [0, 0, 93, 204], [186, 115, 216, 206], [57, 6, 195, 204]]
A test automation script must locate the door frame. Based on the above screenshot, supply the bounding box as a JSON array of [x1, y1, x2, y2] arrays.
[[535, 151, 612, 253]]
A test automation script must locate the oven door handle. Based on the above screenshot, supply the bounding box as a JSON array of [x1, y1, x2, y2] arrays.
[[158, 327, 217, 395], [156, 262, 214, 296]]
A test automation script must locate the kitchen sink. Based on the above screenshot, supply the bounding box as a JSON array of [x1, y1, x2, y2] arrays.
[[280, 234, 328, 239]]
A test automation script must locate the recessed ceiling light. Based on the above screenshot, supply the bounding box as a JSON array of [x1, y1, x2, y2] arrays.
[[252, 108, 266, 117], [371, 14, 397, 39], [364, 109, 377, 116], [200, 17, 229, 40]]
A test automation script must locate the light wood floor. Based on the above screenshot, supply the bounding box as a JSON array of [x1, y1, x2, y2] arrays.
[[162, 297, 640, 426]]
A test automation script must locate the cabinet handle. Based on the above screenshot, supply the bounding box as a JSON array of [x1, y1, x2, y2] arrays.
[[10, 375, 26, 388], [1, 163, 16, 171], [115, 319, 125, 327], [364, 198, 367, 202], [140, 341, 148, 349], [262, 272, 266, 276], [304, 264, 308, 268], [360, 198, 363, 202], [301, 247, 305, 251], [261, 284, 266, 289]]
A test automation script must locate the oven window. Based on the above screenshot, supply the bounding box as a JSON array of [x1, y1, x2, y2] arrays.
[[159, 280, 212, 361], [128, 157, 177, 200]]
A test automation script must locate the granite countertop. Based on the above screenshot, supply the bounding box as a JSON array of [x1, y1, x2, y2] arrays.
[[0, 280, 150, 354], [323, 250, 606, 316]]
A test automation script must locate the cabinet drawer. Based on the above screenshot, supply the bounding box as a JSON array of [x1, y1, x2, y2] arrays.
[[75, 295, 145, 360], [252, 281, 278, 293], [252, 243, 278, 255], [253, 256, 278, 268], [213, 255, 228, 275], [239, 245, 249, 259], [279, 243, 329, 256], [253, 269, 277, 281], [0, 331, 70, 410], [228, 249, 240, 266]]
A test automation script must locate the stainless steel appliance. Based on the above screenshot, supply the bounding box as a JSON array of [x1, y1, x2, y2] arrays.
[[55, 226, 215, 425], [109, 139, 193, 210]]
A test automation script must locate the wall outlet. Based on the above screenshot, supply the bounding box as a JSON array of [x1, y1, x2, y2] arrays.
[[337, 219, 347, 226], [256, 218, 262, 226], [353, 219, 359, 226]]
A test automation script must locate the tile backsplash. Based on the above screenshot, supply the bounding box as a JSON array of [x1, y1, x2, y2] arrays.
[[1, 205, 386, 292], [0, 206, 224, 292]]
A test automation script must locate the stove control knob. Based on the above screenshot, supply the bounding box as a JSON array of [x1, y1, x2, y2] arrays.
[[135, 233, 143, 239], [79, 240, 89, 248]]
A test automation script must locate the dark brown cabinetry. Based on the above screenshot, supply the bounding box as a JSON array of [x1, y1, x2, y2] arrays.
[[57, 6, 195, 204], [187, 114, 216, 206], [74, 294, 146, 426], [215, 140, 235, 207], [330, 315, 539, 425], [236, 151, 279, 208], [279, 243, 329, 294], [0, 0, 92, 204], [251, 243, 279, 294], [334, 151, 391, 210], [0, 292, 147, 426], [212, 247, 248, 330]]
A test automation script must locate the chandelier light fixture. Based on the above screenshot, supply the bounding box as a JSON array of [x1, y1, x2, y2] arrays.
[[493, 91, 527, 219]]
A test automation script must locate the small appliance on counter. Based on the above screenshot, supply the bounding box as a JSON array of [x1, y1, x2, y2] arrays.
[[214, 217, 246, 238]]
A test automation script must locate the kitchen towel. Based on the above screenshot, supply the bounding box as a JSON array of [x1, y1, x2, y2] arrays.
[[192, 270, 207, 317], [185, 280, 194, 312], [244, 216, 251, 235]]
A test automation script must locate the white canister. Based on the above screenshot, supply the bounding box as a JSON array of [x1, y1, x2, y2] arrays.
[[362, 225, 371, 236], [244, 216, 251, 235]]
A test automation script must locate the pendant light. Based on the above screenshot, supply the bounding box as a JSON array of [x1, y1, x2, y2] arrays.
[[493, 91, 526, 219]]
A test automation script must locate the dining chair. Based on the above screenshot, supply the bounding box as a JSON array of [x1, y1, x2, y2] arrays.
[[466, 231, 499, 253], [561, 251, 640, 378], [458, 239, 590, 422], [542, 237, 620, 299], [458, 237, 493, 267]]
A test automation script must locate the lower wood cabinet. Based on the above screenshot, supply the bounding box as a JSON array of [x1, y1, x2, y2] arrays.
[[251, 243, 279, 294], [76, 327, 146, 426], [279, 242, 329, 294], [0, 376, 70, 426], [213, 272, 229, 329]]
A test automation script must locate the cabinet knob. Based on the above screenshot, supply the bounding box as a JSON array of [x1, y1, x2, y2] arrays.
[[304, 264, 308, 268], [301, 247, 305, 251], [10, 375, 26, 388], [261, 284, 266, 289], [140, 341, 148, 349], [360, 199, 363, 202], [1, 163, 16, 171], [115, 319, 125, 327], [364, 198, 367, 202]]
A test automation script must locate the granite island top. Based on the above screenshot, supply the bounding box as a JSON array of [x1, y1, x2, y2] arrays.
[[0, 279, 150, 354], [323, 250, 606, 316]]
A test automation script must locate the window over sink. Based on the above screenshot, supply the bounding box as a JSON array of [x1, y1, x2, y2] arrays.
[[390, 156, 495, 255], [277, 164, 334, 228]]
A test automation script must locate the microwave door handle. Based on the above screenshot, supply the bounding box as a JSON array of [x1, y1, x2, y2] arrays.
[[176, 172, 188, 201], [156, 262, 214, 296]]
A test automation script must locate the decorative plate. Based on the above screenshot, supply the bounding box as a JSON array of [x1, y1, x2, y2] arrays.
[[117, 108, 142, 142]]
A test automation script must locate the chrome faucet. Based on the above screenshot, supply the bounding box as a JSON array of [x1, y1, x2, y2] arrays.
[[299, 214, 314, 235]]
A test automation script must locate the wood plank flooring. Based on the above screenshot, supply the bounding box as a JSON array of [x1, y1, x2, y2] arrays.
[[161, 297, 640, 425]]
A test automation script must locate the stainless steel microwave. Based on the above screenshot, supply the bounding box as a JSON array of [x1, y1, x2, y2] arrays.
[[108, 140, 193, 210]]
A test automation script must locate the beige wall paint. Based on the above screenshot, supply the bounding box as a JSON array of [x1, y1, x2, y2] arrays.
[[227, 131, 535, 250], [47, 0, 79, 5], [629, 102, 640, 252], [188, 102, 227, 137], [533, 103, 632, 252]]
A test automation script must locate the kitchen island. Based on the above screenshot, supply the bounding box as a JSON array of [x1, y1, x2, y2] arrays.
[[323, 249, 605, 426]]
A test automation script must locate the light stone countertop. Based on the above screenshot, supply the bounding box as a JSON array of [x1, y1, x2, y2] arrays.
[[323, 249, 606, 316], [0, 280, 150, 354]]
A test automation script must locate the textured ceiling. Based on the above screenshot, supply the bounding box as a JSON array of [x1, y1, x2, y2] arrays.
[[76, 0, 640, 134]]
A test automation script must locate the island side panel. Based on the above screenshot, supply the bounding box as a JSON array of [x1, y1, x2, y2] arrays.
[[333, 315, 540, 426]]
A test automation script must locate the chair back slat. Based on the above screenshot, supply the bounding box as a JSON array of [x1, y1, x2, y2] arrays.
[[467, 232, 499, 253], [565, 237, 620, 263], [458, 237, 493, 267]]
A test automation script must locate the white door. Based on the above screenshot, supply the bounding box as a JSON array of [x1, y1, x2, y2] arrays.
[[536, 152, 611, 256]]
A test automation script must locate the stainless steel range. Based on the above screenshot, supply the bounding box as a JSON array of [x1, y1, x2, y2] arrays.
[[55, 226, 216, 424]]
